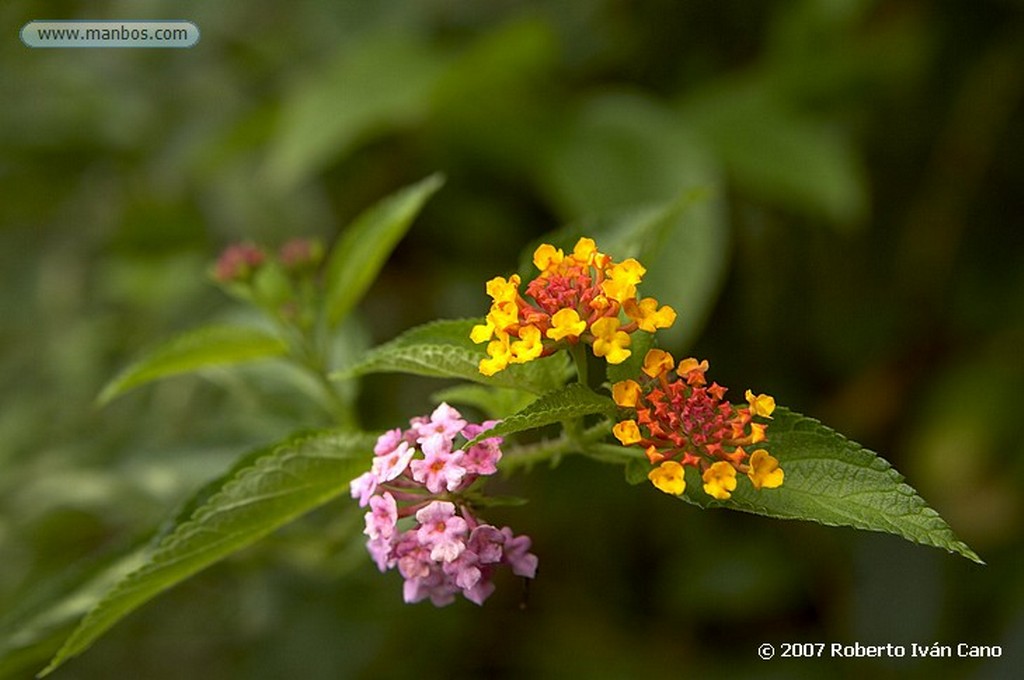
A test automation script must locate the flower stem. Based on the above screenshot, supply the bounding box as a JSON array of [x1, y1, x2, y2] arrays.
[[499, 421, 614, 474], [569, 342, 589, 388]]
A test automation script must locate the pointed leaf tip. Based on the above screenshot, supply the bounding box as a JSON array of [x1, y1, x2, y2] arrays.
[[323, 174, 445, 327]]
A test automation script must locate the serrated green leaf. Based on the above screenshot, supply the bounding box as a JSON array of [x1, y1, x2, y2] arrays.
[[97, 325, 288, 406], [40, 430, 375, 676], [466, 383, 616, 447], [323, 174, 444, 327], [673, 408, 981, 563], [334, 319, 570, 395]]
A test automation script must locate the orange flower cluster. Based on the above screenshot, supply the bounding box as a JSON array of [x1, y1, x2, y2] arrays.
[[612, 349, 783, 499], [471, 238, 676, 376]]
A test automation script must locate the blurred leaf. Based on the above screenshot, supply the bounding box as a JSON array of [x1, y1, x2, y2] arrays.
[[97, 325, 288, 406], [265, 31, 450, 190], [323, 174, 444, 327], [681, 77, 868, 226], [40, 430, 374, 676], [430, 384, 538, 420], [0, 547, 149, 680], [675, 408, 982, 563], [464, 383, 616, 448], [335, 319, 570, 395], [429, 18, 560, 174], [764, 0, 929, 103], [544, 91, 720, 217]]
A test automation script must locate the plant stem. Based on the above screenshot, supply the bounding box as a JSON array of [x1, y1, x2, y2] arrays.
[[569, 342, 589, 388], [562, 343, 591, 443], [499, 421, 617, 474], [276, 316, 354, 428]]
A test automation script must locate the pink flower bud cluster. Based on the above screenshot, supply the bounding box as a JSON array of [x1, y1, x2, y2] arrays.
[[350, 404, 538, 606], [213, 242, 266, 283]]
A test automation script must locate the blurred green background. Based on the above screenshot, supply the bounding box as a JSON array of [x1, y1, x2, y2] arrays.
[[2, 0, 1023, 678]]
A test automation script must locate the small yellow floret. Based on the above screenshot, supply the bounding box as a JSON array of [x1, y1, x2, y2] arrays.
[[479, 335, 512, 376], [642, 349, 675, 378], [747, 449, 784, 490], [589, 295, 611, 313], [677, 357, 709, 385], [649, 461, 686, 495], [470, 320, 494, 344], [547, 308, 587, 341], [613, 420, 642, 445], [749, 422, 767, 444], [509, 325, 543, 364], [486, 275, 520, 303], [487, 300, 519, 331], [572, 237, 600, 265], [533, 244, 564, 272], [745, 390, 776, 418], [612, 379, 642, 407], [601, 258, 646, 302], [702, 461, 738, 500], [590, 317, 631, 364], [625, 297, 677, 332]]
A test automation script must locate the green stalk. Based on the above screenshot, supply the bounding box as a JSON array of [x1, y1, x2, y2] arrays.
[[569, 342, 589, 387], [499, 421, 617, 474]]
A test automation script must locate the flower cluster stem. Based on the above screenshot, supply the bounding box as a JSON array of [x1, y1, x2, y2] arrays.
[[499, 421, 615, 474]]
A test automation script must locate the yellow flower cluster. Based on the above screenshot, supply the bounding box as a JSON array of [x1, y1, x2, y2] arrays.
[[471, 238, 676, 376], [611, 349, 784, 500]]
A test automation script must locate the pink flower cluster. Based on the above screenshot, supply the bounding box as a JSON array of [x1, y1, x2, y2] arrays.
[[350, 404, 538, 606]]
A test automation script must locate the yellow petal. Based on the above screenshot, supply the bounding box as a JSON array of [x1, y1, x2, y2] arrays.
[[702, 461, 737, 500], [748, 449, 784, 490], [612, 379, 642, 407], [642, 349, 674, 378], [613, 419, 642, 445], [649, 461, 686, 495]]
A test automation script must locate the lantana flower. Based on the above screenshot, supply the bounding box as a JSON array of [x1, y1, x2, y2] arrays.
[[471, 237, 676, 375], [611, 349, 784, 500], [350, 403, 538, 606]]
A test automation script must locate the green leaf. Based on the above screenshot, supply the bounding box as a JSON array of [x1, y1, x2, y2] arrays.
[[430, 19, 560, 176], [466, 383, 616, 447], [674, 408, 982, 563], [40, 430, 375, 676], [335, 319, 570, 395], [97, 325, 288, 406], [431, 384, 538, 420], [681, 76, 867, 227], [322, 174, 444, 327], [0, 545, 149, 680], [264, 31, 449, 190], [543, 91, 720, 217]]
